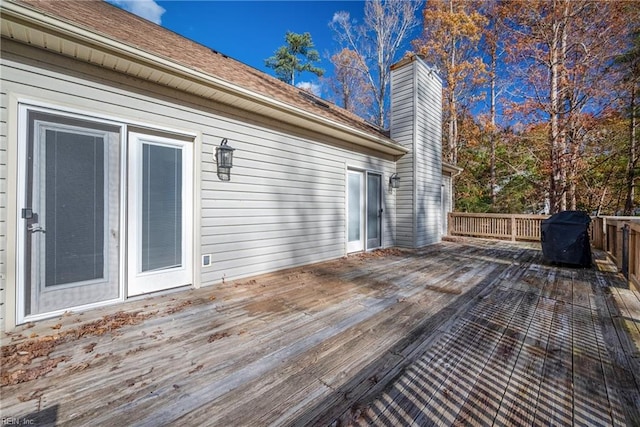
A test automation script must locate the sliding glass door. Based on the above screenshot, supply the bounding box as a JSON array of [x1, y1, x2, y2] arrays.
[[347, 170, 383, 253]]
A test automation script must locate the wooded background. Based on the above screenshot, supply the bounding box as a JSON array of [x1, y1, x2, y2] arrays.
[[322, 0, 639, 215]]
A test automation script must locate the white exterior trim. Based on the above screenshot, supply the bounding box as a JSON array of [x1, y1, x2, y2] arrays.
[[10, 99, 200, 326]]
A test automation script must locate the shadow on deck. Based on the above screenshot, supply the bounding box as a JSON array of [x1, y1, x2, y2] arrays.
[[1, 238, 639, 426]]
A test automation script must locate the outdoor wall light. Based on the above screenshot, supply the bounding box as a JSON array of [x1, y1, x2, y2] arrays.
[[390, 173, 400, 189], [215, 138, 235, 181]]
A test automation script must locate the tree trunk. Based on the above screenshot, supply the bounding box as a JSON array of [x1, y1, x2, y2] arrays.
[[560, 1, 571, 211], [624, 83, 637, 215], [489, 47, 497, 207], [549, 0, 569, 214], [447, 0, 458, 165], [549, 27, 562, 214]]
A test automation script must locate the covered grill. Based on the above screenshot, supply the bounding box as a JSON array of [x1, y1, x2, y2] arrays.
[[540, 211, 592, 267]]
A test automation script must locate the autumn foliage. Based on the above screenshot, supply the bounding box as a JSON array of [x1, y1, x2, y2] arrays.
[[323, 0, 638, 214], [417, 0, 639, 214]]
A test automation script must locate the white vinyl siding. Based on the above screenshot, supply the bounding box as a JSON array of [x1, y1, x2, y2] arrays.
[[391, 57, 443, 248], [390, 64, 415, 248], [0, 40, 397, 329], [414, 61, 443, 247]]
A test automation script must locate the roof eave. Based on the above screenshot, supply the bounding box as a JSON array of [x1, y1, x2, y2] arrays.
[[442, 162, 463, 176], [1, 1, 408, 156]]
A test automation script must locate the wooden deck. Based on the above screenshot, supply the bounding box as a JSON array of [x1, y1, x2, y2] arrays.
[[1, 238, 639, 426]]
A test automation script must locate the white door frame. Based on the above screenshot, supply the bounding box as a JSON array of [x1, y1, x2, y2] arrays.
[[16, 105, 126, 323], [127, 132, 194, 296], [347, 169, 384, 253]]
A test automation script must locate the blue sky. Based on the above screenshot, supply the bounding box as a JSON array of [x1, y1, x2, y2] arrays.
[[107, 0, 401, 96]]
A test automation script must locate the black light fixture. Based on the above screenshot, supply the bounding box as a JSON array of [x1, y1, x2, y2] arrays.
[[215, 138, 235, 181], [390, 173, 400, 189]]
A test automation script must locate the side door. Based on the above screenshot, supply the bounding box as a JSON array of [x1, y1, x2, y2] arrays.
[[19, 110, 121, 318], [126, 132, 193, 296]]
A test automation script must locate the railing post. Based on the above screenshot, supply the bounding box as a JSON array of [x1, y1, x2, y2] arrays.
[[511, 216, 516, 241], [622, 223, 630, 279]]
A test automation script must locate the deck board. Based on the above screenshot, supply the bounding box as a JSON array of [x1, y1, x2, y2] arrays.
[[2, 238, 640, 426]]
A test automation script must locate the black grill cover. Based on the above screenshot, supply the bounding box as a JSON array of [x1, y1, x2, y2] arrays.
[[540, 211, 592, 267]]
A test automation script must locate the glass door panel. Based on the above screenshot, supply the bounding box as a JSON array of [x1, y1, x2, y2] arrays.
[[367, 173, 382, 249], [141, 143, 182, 272], [347, 171, 365, 253]]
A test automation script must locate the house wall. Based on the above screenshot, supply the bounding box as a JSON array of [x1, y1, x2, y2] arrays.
[[390, 56, 443, 248], [0, 40, 398, 330]]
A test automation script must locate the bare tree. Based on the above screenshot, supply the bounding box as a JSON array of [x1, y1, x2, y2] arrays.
[[614, 27, 640, 215], [329, 0, 421, 128], [326, 48, 374, 121], [502, 0, 631, 213]]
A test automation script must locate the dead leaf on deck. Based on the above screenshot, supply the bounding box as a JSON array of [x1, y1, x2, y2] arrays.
[[2, 335, 63, 370], [70, 311, 155, 339], [2, 356, 68, 386], [166, 300, 192, 314], [51, 324, 62, 330], [235, 279, 257, 287], [356, 248, 407, 259], [17, 389, 44, 402], [68, 362, 91, 373], [126, 346, 146, 355], [207, 332, 230, 343], [84, 343, 97, 353], [188, 364, 204, 374], [1, 311, 154, 385]]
